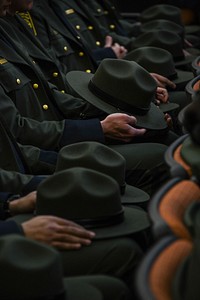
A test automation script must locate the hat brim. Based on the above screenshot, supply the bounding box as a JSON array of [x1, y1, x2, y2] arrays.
[[174, 54, 196, 68], [66, 71, 167, 131], [122, 184, 150, 204], [158, 102, 179, 113], [9, 206, 150, 240], [185, 25, 200, 36], [63, 278, 103, 300], [174, 69, 194, 87]]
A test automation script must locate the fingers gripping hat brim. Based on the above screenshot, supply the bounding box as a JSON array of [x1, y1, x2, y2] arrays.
[[66, 71, 167, 131], [9, 206, 150, 240]]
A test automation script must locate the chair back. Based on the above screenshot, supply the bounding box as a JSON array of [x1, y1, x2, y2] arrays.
[[136, 235, 193, 300]]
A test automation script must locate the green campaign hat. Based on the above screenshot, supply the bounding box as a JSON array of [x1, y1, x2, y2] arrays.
[[140, 4, 183, 26], [140, 4, 200, 38], [11, 167, 150, 240], [66, 58, 167, 131], [125, 46, 194, 92], [140, 19, 185, 41], [0, 234, 103, 300], [130, 30, 196, 69], [55, 141, 150, 206]]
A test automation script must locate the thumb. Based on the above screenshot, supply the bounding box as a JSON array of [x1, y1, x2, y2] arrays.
[[127, 115, 137, 125], [104, 35, 113, 47], [135, 128, 146, 136]]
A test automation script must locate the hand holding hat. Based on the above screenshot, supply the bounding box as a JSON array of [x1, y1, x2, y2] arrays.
[[66, 58, 168, 131], [11, 167, 150, 240]]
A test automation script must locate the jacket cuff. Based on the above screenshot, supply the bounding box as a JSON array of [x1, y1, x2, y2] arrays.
[[0, 220, 23, 235], [92, 47, 116, 63], [22, 175, 47, 195], [60, 119, 105, 146]]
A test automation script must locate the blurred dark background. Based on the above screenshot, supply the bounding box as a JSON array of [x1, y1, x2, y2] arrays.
[[113, 0, 200, 24], [113, 0, 199, 12]]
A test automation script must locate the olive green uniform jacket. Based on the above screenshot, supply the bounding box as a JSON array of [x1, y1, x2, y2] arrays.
[[47, 0, 118, 62], [0, 20, 104, 150], [7, 9, 97, 74], [0, 113, 58, 196], [80, 0, 133, 49]]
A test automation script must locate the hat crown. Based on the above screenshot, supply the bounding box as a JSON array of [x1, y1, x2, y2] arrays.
[[0, 235, 65, 299], [55, 141, 126, 187], [90, 59, 157, 113], [37, 167, 123, 227], [140, 4, 182, 26], [126, 46, 176, 79], [140, 19, 184, 39], [132, 30, 184, 61]]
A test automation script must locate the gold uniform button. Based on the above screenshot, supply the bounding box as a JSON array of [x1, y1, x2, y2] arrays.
[[76, 25, 81, 30], [64, 46, 68, 51], [88, 26, 93, 30], [79, 52, 84, 57], [104, 10, 108, 15], [97, 8, 101, 12], [110, 24, 115, 29], [77, 36, 81, 39], [32, 60, 36, 64], [61, 90, 65, 94], [16, 79, 21, 85], [96, 41, 101, 46], [85, 69, 91, 73], [33, 83, 39, 89], [43, 104, 48, 110], [53, 72, 59, 78], [80, 112, 85, 118]]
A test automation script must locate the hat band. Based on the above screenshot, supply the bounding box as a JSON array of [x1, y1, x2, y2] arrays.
[[74, 209, 125, 229], [173, 54, 186, 62], [89, 80, 150, 115], [168, 72, 178, 81], [120, 182, 126, 195]]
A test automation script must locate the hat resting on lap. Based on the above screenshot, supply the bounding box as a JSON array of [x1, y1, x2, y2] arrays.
[[125, 46, 193, 92], [0, 234, 103, 300], [10, 167, 150, 240], [66, 58, 167, 131], [55, 141, 150, 205], [130, 30, 196, 69]]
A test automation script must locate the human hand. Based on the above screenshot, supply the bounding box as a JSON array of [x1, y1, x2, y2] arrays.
[[101, 113, 146, 142], [104, 35, 127, 59], [164, 113, 173, 129], [155, 87, 169, 105], [184, 38, 193, 48], [22, 216, 95, 250], [150, 73, 176, 89], [9, 191, 37, 215], [183, 49, 192, 57]]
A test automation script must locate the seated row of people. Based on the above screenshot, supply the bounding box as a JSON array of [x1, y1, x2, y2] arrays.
[[0, 0, 199, 299]]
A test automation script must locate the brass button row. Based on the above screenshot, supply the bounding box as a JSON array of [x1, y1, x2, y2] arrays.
[[76, 25, 95, 31]]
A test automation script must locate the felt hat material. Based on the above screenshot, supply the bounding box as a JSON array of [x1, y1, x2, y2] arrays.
[[66, 58, 167, 131]]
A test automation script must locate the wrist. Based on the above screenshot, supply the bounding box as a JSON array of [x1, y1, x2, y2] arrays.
[[100, 120, 107, 135], [8, 195, 21, 216]]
